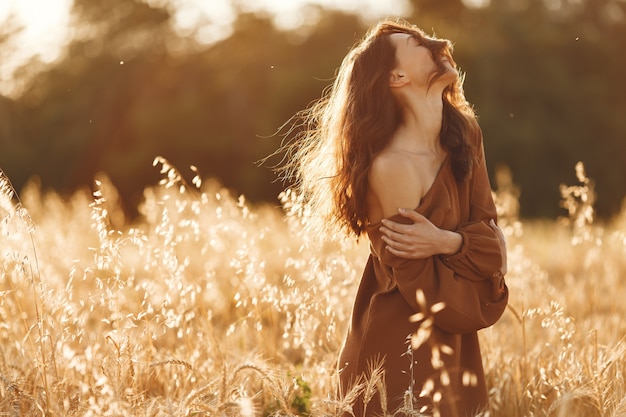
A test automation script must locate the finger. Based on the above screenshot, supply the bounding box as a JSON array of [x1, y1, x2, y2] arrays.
[[398, 208, 427, 223], [489, 219, 498, 232], [381, 229, 412, 246], [489, 219, 508, 275], [381, 225, 416, 244], [386, 245, 424, 259], [495, 228, 504, 242], [385, 245, 412, 258], [488, 219, 506, 247], [380, 219, 413, 234]]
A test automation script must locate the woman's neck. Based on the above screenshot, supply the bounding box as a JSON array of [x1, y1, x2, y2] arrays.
[[396, 94, 444, 152]]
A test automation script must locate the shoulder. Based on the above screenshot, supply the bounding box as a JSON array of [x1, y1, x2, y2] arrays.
[[369, 150, 422, 218], [370, 150, 418, 183]]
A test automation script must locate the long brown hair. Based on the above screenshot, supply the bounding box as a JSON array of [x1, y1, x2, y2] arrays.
[[278, 19, 479, 238]]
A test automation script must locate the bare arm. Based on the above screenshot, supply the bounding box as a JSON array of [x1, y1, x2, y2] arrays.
[[378, 132, 507, 280], [380, 208, 462, 258], [369, 154, 462, 259], [365, 142, 507, 331], [368, 152, 421, 221]]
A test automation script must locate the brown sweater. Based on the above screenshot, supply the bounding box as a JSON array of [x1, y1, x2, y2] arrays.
[[338, 132, 508, 417]]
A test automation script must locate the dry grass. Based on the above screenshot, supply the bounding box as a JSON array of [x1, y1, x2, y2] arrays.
[[0, 160, 625, 416]]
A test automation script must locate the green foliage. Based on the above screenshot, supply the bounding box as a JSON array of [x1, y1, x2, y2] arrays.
[[263, 375, 313, 417], [291, 376, 313, 416], [445, 1, 626, 218]]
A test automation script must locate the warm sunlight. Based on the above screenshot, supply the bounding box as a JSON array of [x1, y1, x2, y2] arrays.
[[0, 0, 71, 63], [2, 0, 409, 60], [249, 0, 410, 29], [171, 0, 409, 44], [2, 0, 626, 414], [0, 0, 71, 96], [0, 0, 408, 96]]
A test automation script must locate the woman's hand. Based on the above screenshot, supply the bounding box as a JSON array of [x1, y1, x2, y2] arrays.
[[379, 208, 462, 259], [489, 219, 508, 276]]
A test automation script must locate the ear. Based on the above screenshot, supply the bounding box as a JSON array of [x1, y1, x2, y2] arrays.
[[389, 70, 409, 88]]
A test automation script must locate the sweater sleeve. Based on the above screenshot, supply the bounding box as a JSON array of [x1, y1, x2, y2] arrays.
[[440, 134, 507, 282], [365, 132, 508, 333], [368, 218, 507, 334]]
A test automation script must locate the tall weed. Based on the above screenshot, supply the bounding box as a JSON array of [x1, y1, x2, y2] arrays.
[[0, 160, 625, 416]]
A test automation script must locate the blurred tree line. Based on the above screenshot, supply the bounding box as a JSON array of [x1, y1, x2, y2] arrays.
[[0, 0, 624, 219]]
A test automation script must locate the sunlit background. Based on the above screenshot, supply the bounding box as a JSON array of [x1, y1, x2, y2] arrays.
[[1, 0, 625, 221], [0, 0, 410, 95], [2, 3, 626, 417]]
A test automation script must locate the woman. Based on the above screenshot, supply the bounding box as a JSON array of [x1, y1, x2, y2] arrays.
[[280, 19, 508, 416]]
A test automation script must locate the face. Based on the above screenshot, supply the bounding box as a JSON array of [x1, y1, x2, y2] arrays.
[[389, 32, 457, 90]]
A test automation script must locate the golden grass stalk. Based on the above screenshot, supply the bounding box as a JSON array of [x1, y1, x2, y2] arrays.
[[0, 161, 624, 416]]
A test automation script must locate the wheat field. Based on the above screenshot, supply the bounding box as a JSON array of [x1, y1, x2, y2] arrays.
[[1, 159, 626, 416]]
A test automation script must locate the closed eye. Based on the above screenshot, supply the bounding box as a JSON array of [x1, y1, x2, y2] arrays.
[[406, 35, 421, 47]]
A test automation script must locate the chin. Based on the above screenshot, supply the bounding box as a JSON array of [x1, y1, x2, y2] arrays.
[[435, 68, 458, 87], [443, 62, 459, 77]]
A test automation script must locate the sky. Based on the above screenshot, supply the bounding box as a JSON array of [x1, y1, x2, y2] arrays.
[[0, 0, 410, 96]]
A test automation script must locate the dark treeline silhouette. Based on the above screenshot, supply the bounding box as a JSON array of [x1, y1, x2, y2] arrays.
[[1, 0, 625, 219]]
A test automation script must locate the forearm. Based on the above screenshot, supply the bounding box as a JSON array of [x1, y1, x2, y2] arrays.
[[438, 229, 463, 256], [440, 220, 506, 281]]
